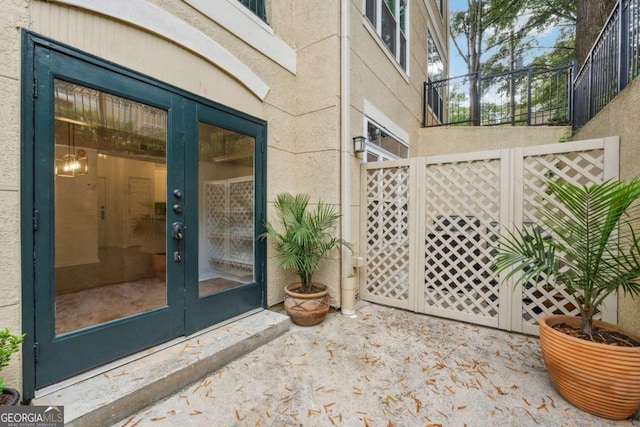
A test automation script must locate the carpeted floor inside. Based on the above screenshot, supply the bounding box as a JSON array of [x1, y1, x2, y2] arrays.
[[55, 277, 242, 334]]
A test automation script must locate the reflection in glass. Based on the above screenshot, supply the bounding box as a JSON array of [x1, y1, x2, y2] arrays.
[[54, 79, 168, 335], [198, 123, 255, 297]]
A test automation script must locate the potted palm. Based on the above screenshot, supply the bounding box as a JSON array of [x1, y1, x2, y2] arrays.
[[493, 178, 640, 420], [261, 193, 352, 326], [0, 328, 25, 406]]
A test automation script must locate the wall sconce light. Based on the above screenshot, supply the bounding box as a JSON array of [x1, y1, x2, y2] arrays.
[[353, 136, 367, 154], [55, 122, 88, 177]]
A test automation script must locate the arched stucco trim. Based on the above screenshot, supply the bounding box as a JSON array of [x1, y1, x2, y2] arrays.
[[48, 0, 270, 100]]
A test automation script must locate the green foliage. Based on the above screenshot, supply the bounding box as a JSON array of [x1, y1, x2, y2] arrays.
[[493, 179, 640, 335], [260, 193, 352, 293], [0, 328, 25, 393]]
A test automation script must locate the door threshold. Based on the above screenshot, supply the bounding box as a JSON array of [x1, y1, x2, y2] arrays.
[[31, 309, 290, 427]]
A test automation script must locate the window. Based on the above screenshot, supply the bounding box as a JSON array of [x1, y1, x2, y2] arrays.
[[238, 0, 266, 21], [437, 0, 444, 17], [365, 0, 408, 70], [427, 31, 445, 123], [365, 120, 408, 161]]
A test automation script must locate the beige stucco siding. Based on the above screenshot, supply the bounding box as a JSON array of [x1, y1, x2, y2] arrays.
[[573, 76, 640, 335], [417, 126, 571, 157], [1, 0, 30, 394]]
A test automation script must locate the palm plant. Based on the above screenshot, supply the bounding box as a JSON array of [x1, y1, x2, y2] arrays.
[[493, 178, 640, 335], [0, 328, 24, 394], [260, 193, 352, 294]]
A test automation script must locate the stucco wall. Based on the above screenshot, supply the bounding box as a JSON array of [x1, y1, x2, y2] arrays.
[[572, 76, 640, 336], [1, 0, 30, 394], [417, 126, 571, 157]]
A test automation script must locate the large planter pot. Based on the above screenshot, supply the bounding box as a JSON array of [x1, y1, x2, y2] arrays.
[[284, 282, 330, 326], [1, 388, 20, 406], [539, 315, 640, 420]]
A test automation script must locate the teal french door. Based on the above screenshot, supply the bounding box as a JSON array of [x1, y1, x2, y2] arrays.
[[23, 33, 266, 395]]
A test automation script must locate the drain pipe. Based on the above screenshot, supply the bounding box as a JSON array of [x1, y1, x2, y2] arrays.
[[340, 0, 357, 317]]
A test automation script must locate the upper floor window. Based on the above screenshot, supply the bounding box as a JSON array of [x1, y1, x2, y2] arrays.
[[365, 119, 408, 162], [238, 0, 266, 21], [365, 0, 408, 70]]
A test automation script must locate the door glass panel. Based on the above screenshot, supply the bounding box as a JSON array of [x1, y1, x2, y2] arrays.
[[54, 79, 168, 335], [198, 123, 255, 297]]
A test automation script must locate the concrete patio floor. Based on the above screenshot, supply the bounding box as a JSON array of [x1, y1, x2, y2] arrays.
[[113, 301, 640, 426]]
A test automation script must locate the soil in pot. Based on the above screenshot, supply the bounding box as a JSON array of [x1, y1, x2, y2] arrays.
[[284, 283, 330, 326], [552, 322, 640, 346], [0, 388, 20, 406]]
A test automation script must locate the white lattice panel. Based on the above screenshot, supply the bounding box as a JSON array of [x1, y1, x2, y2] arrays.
[[363, 165, 411, 307], [423, 159, 501, 326], [520, 149, 606, 328], [360, 138, 618, 335], [205, 182, 227, 270], [205, 177, 254, 276]]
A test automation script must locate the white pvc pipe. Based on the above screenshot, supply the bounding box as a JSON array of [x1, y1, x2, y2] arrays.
[[340, 0, 356, 317]]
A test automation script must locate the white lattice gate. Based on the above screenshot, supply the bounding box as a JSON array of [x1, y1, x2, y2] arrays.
[[360, 138, 620, 334]]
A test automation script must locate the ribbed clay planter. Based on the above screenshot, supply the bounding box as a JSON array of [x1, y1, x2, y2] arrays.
[[284, 282, 330, 326], [539, 315, 640, 420]]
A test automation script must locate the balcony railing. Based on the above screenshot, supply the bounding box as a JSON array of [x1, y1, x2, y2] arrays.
[[423, 65, 573, 127], [573, 0, 639, 130]]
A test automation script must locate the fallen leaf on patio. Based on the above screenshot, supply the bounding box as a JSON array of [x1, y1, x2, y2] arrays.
[[234, 410, 240, 420], [150, 416, 166, 421], [522, 397, 530, 405], [130, 419, 142, 427], [457, 405, 467, 410], [324, 402, 336, 412], [537, 403, 548, 412], [167, 410, 176, 416], [426, 424, 442, 427], [120, 416, 134, 426], [436, 410, 449, 419], [281, 395, 292, 402], [266, 410, 270, 417], [505, 365, 528, 374], [104, 374, 110, 379], [326, 349, 334, 357], [548, 396, 556, 408], [308, 409, 321, 416], [299, 352, 307, 357], [412, 395, 422, 413]]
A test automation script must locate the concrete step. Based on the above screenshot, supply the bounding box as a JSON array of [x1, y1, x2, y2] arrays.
[[32, 309, 290, 427]]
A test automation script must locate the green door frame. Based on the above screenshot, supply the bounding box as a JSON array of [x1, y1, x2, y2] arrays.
[[21, 31, 267, 399]]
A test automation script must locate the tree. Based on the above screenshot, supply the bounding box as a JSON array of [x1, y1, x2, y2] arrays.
[[450, 0, 577, 124], [575, 0, 617, 68]]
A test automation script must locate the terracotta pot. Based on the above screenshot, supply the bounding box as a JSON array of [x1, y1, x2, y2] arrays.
[[284, 283, 330, 326], [539, 315, 640, 420], [1, 388, 20, 406]]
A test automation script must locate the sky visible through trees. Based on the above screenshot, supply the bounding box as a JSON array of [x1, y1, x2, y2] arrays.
[[448, 0, 572, 78]]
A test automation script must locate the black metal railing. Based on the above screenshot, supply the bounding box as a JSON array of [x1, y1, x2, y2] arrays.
[[573, 0, 639, 130], [238, 0, 266, 21], [423, 64, 573, 127]]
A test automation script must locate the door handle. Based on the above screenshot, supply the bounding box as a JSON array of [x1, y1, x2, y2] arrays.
[[172, 222, 184, 263], [172, 222, 184, 240]]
